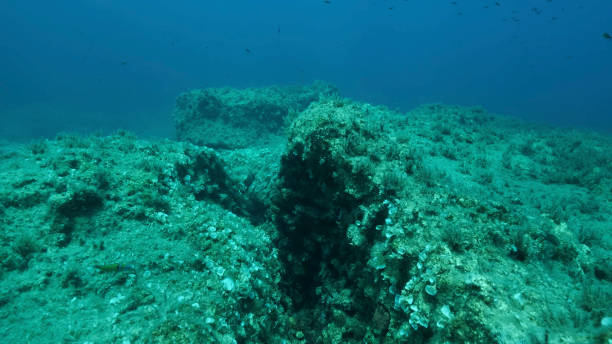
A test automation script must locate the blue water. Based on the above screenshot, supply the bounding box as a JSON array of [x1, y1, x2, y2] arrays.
[[1, 0, 611, 138]]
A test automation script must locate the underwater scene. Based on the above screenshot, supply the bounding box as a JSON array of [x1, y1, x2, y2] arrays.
[[0, 1, 611, 344]]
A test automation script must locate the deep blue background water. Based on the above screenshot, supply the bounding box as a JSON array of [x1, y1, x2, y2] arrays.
[[1, 0, 611, 139]]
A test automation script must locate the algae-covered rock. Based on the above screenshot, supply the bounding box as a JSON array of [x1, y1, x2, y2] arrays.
[[1, 84, 610, 344], [0, 132, 293, 343], [273, 98, 418, 341], [272, 98, 612, 343], [173, 81, 338, 149]]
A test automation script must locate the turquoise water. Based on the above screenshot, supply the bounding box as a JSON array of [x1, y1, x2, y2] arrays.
[[1, 1, 611, 138]]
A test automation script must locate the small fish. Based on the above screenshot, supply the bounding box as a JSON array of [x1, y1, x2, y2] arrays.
[[120, 61, 127, 66], [323, 0, 331, 4], [94, 263, 135, 273], [603, 32, 612, 40], [245, 48, 251, 53]]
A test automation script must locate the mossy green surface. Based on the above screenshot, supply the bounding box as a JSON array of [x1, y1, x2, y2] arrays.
[[272, 101, 612, 343], [173, 82, 338, 149], [0, 85, 611, 343], [0, 132, 291, 343]]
